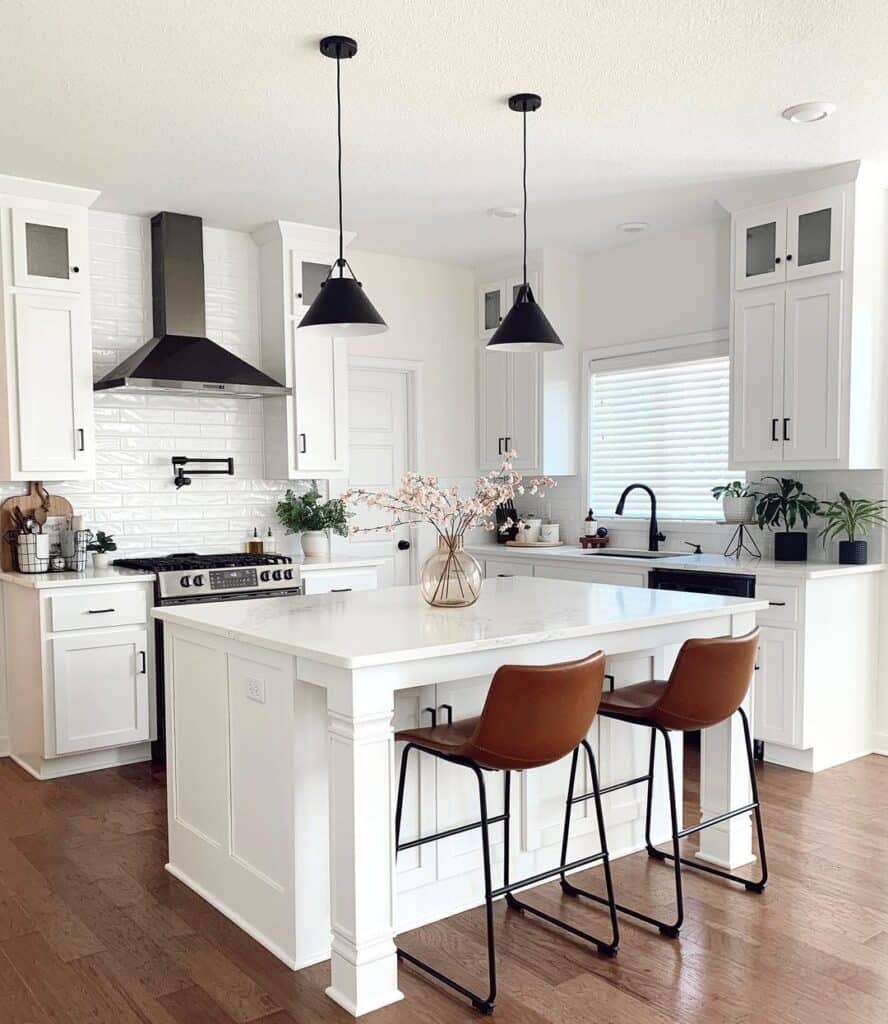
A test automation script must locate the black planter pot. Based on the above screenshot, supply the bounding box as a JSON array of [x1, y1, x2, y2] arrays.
[[774, 531, 808, 561], [839, 540, 868, 565]]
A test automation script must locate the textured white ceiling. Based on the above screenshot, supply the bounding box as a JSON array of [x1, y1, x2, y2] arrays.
[[3, 0, 887, 264]]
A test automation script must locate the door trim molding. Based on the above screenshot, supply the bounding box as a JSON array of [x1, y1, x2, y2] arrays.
[[339, 355, 425, 583]]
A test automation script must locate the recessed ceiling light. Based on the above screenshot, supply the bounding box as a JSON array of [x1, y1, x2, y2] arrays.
[[782, 101, 836, 124], [618, 221, 649, 234], [488, 206, 520, 219]]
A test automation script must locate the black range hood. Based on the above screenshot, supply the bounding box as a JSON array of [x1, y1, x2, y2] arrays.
[[95, 212, 290, 398]]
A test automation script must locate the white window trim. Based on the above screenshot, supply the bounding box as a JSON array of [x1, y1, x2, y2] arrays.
[[581, 328, 730, 526]]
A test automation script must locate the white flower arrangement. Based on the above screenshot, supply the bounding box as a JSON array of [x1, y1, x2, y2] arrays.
[[342, 452, 555, 546]]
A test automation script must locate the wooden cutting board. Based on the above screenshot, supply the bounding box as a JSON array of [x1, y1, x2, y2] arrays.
[[0, 483, 74, 571]]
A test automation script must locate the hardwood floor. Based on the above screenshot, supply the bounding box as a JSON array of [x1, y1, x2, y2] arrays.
[[0, 749, 886, 1023]]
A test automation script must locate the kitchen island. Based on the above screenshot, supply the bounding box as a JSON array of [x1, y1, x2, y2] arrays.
[[154, 577, 766, 1017]]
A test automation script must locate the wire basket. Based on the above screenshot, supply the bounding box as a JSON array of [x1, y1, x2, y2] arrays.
[[5, 532, 50, 573], [61, 529, 93, 572]]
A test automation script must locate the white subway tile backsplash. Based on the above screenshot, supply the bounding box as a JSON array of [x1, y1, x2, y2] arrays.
[[0, 212, 304, 556]]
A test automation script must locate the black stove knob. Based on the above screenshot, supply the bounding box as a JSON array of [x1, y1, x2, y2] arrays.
[[283, 569, 294, 581], [193, 575, 205, 587], [180, 575, 191, 588], [272, 570, 283, 581], [260, 570, 271, 582]]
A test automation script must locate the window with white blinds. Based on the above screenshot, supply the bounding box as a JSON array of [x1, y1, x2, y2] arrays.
[[588, 355, 736, 521]]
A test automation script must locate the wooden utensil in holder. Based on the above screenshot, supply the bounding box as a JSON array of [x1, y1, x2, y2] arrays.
[[0, 483, 74, 572]]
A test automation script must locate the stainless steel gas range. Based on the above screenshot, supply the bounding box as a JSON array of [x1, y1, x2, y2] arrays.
[[113, 552, 303, 762]]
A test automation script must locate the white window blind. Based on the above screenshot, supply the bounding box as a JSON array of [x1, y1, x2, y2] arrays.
[[588, 355, 736, 521]]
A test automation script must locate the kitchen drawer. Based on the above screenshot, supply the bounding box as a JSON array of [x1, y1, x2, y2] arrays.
[[755, 582, 800, 626], [484, 558, 534, 579], [301, 567, 378, 596], [49, 588, 148, 633]]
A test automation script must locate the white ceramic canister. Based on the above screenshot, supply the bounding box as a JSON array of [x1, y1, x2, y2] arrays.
[[540, 522, 560, 543]]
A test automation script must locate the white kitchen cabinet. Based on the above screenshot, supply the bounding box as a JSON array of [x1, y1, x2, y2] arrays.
[[1, 576, 155, 779], [752, 626, 798, 748], [734, 187, 844, 291], [254, 221, 355, 480], [299, 563, 379, 595], [12, 292, 93, 477], [476, 254, 582, 476], [0, 177, 98, 481], [729, 177, 885, 470], [52, 627, 149, 754], [533, 561, 648, 589]]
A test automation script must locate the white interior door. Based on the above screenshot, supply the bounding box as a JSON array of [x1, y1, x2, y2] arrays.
[[342, 364, 412, 587], [783, 276, 843, 463]]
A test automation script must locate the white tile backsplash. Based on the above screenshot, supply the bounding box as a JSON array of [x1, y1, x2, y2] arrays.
[[0, 211, 306, 557]]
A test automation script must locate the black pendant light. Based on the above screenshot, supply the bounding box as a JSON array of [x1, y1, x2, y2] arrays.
[[487, 94, 562, 352], [298, 36, 387, 337]]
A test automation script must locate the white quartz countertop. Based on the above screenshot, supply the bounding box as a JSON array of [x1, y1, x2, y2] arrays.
[[470, 544, 885, 580], [0, 566, 155, 589], [153, 576, 767, 669]]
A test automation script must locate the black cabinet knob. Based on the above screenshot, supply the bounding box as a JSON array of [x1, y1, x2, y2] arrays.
[[71, 266, 80, 273], [774, 256, 782, 264], [786, 253, 793, 261], [397, 540, 411, 551]]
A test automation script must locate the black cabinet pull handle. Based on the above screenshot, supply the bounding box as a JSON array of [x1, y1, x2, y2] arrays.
[[497, 437, 503, 455], [422, 706, 438, 728], [604, 673, 616, 692], [768, 601, 786, 607], [783, 417, 790, 441], [87, 608, 115, 614], [771, 418, 778, 442], [438, 703, 454, 726], [505, 436, 511, 452], [497, 573, 514, 577], [76, 428, 85, 452], [298, 432, 307, 454], [138, 651, 147, 674], [330, 587, 352, 592]]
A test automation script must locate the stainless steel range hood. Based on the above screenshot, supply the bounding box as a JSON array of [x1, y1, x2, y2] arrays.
[[95, 212, 290, 398]]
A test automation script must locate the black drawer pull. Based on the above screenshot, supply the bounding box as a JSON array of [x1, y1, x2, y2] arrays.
[[438, 703, 453, 726], [768, 601, 786, 607], [604, 673, 616, 692], [423, 706, 438, 727], [330, 587, 352, 593], [87, 608, 115, 614], [771, 417, 778, 442], [138, 651, 147, 674], [497, 573, 514, 578]]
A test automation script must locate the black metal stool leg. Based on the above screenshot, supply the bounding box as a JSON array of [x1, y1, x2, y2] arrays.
[[581, 740, 620, 953], [643, 728, 664, 860], [502, 771, 521, 911], [558, 746, 581, 892], [740, 707, 769, 892], [659, 726, 685, 936], [474, 765, 497, 1013], [394, 743, 414, 853]]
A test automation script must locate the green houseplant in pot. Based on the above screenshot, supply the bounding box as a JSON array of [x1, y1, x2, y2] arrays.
[[711, 481, 757, 524], [87, 531, 117, 570], [755, 477, 819, 561], [817, 492, 888, 565], [276, 484, 351, 560]]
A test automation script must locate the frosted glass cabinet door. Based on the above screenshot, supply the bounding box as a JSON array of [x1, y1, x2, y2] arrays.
[[290, 252, 334, 316], [785, 188, 845, 281], [478, 281, 507, 341], [11, 208, 86, 293], [734, 203, 787, 291]]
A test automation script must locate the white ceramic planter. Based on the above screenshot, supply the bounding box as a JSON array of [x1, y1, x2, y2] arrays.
[[92, 552, 111, 570], [300, 530, 330, 560], [722, 495, 756, 524]]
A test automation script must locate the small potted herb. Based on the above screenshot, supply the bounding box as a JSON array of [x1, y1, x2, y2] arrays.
[[817, 492, 888, 565], [87, 531, 117, 570], [276, 484, 351, 560], [711, 481, 757, 524], [755, 477, 819, 561]]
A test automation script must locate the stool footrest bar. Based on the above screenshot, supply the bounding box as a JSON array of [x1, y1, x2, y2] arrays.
[[396, 812, 507, 852], [675, 802, 758, 840], [593, 773, 652, 798], [489, 851, 606, 899]]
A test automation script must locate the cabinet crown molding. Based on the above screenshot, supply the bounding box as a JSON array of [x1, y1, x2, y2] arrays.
[[251, 219, 355, 250], [0, 173, 100, 208]]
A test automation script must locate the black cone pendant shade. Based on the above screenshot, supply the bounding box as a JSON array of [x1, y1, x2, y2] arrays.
[[488, 94, 562, 352], [298, 36, 387, 338]]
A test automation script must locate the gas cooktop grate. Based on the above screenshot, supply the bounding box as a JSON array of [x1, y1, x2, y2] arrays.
[[114, 552, 294, 572]]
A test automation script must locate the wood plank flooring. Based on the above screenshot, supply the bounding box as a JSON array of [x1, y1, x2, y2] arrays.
[[0, 748, 886, 1023]]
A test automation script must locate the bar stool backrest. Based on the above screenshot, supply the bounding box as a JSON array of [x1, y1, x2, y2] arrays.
[[463, 651, 606, 770], [655, 629, 759, 731]]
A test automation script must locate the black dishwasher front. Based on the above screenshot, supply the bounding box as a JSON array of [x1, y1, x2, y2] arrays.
[[648, 567, 755, 598]]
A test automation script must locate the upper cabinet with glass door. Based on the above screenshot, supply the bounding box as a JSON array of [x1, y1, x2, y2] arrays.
[[11, 207, 88, 294], [734, 187, 845, 290]]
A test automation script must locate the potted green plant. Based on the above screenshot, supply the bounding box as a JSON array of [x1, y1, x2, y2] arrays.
[[711, 481, 757, 524], [276, 484, 351, 559], [755, 477, 819, 561], [87, 530, 117, 570], [817, 492, 888, 565]]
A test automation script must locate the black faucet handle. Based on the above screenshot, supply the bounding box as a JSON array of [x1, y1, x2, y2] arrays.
[[656, 531, 667, 542], [684, 541, 702, 554]]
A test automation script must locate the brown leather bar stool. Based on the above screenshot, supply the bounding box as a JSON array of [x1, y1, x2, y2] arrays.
[[394, 652, 619, 1015], [562, 629, 768, 939]]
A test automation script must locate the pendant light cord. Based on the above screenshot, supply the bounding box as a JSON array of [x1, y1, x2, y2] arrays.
[[336, 49, 344, 275], [522, 108, 528, 287]]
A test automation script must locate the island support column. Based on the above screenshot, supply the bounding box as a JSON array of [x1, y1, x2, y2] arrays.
[[696, 609, 757, 868], [324, 666, 404, 1017]]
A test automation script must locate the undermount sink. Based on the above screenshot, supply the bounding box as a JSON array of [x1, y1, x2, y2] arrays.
[[582, 550, 677, 559]]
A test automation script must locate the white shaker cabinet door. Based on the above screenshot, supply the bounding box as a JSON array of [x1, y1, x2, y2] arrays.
[[782, 276, 843, 463], [291, 331, 349, 475], [753, 626, 798, 748], [12, 291, 93, 478], [479, 347, 511, 470], [731, 288, 785, 466], [51, 628, 150, 755]]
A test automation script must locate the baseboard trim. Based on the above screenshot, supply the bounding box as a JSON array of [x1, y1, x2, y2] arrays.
[[9, 744, 150, 780], [0, 736, 9, 757], [165, 862, 325, 971], [872, 732, 888, 757]]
